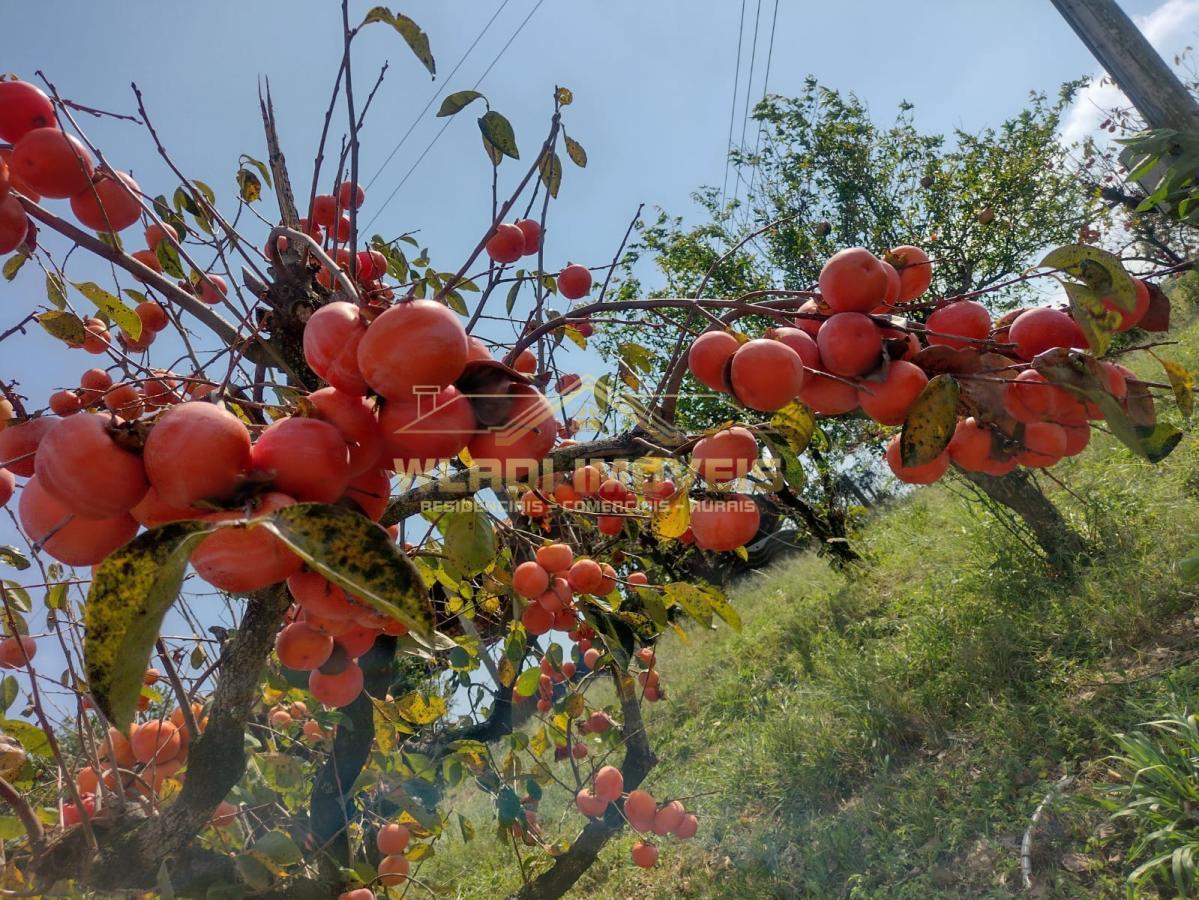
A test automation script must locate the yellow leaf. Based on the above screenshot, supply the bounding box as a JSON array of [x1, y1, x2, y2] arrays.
[[733, 545, 749, 561], [1156, 355, 1194, 418], [530, 726, 548, 758], [556, 87, 573, 106], [1063, 281, 1120, 357], [564, 692, 585, 719], [395, 691, 448, 725], [900, 374, 960, 467], [771, 402, 816, 454], [652, 489, 691, 540], [498, 657, 515, 688]]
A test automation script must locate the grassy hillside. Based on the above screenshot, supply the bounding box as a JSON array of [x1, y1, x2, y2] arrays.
[[419, 283, 1199, 899]]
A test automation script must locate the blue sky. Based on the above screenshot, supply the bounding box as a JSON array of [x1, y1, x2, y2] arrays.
[[0, 0, 1195, 716]]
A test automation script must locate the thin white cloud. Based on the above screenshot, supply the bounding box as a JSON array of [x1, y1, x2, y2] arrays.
[[1060, 0, 1199, 146]]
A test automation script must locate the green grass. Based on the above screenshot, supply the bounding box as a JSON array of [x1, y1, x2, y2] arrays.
[[417, 284, 1199, 899]]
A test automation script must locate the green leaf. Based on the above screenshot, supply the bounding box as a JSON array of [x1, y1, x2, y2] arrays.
[[618, 342, 655, 373], [564, 134, 587, 168], [192, 180, 216, 205], [45, 273, 67, 309], [505, 281, 521, 315], [437, 90, 484, 117], [635, 586, 669, 629], [72, 281, 142, 339], [662, 583, 714, 628], [3, 254, 27, 281], [514, 665, 542, 698], [156, 862, 176, 900], [458, 813, 475, 843], [0, 547, 29, 571], [900, 374, 960, 467], [363, 8, 436, 76], [0, 719, 51, 758], [84, 521, 212, 728], [253, 830, 303, 867], [236, 169, 262, 203], [155, 239, 185, 279], [1063, 281, 1120, 357], [478, 110, 519, 160], [1036, 351, 1182, 463], [1039, 244, 1136, 312], [36, 311, 86, 345], [763, 435, 805, 494], [260, 504, 432, 636], [1182, 548, 1199, 582], [539, 151, 562, 198], [440, 508, 495, 576], [0, 676, 17, 715]]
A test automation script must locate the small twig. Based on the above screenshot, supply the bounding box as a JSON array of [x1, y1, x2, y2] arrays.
[[1021, 773, 1074, 892]]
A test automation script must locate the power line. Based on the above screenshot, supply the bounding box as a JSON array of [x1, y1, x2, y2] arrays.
[[747, 0, 779, 198], [732, 0, 764, 207], [721, 0, 749, 209], [363, 0, 546, 232], [364, 0, 513, 192]]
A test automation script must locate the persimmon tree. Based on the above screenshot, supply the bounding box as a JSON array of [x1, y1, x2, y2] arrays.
[[0, 6, 1192, 899]]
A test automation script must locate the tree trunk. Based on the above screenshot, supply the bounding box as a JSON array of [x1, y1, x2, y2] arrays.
[[957, 466, 1088, 566]]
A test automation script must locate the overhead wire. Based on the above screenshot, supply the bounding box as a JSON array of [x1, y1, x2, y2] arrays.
[[720, 0, 749, 209], [746, 0, 780, 198], [364, 0, 513, 191], [363, 0, 546, 232], [731, 0, 764, 207]]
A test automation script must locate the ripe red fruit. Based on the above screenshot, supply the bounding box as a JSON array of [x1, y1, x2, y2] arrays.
[[377, 823, 411, 855], [311, 194, 340, 228], [631, 841, 659, 868], [35, 412, 149, 518], [357, 300, 468, 401], [309, 661, 364, 707], [1004, 370, 1055, 422], [653, 800, 685, 835], [857, 360, 928, 426], [515, 218, 541, 255], [197, 274, 227, 305], [276, 622, 334, 671], [567, 559, 604, 594], [817, 313, 882, 377], [926, 300, 991, 350], [687, 331, 738, 392], [624, 789, 657, 832], [131, 720, 181, 765], [676, 813, 699, 839], [380, 385, 475, 472], [947, 417, 992, 471], [558, 264, 592, 300], [690, 494, 760, 551], [800, 371, 858, 417], [0, 468, 13, 509], [597, 515, 623, 536], [0, 195, 29, 254], [0, 416, 55, 477], [305, 387, 382, 476], [885, 433, 948, 485], [594, 765, 624, 803], [819, 247, 891, 313], [464, 384, 556, 482], [0, 156, 8, 202], [0, 635, 36, 669], [535, 543, 573, 573], [0, 82, 56, 142], [70, 171, 142, 232], [143, 402, 252, 509], [377, 854, 410, 886], [1062, 423, 1091, 456], [576, 788, 608, 818], [513, 349, 537, 374], [1017, 422, 1066, 468], [191, 492, 302, 592], [485, 223, 525, 264], [1102, 278, 1151, 332], [1007, 308, 1086, 361], [303, 302, 369, 395], [770, 327, 820, 369], [514, 561, 550, 598], [337, 181, 365, 210], [48, 390, 81, 417], [19, 476, 137, 565], [11, 128, 94, 198], [692, 426, 757, 483], [522, 601, 553, 636], [729, 339, 805, 411], [886, 245, 932, 302], [251, 417, 350, 503]]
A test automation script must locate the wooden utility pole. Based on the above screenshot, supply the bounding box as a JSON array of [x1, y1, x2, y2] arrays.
[[1050, 0, 1199, 131]]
